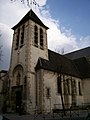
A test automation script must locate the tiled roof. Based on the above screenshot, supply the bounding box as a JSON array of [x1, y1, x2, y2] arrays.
[[12, 9, 49, 30], [65, 47, 90, 60], [35, 50, 81, 78], [74, 57, 90, 78]]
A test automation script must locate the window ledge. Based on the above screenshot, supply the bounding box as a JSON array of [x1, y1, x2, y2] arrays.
[[40, 47, 44, 50], [15, 47, 18, 50], [20, 44, 24, 48], [34, 44, 38, 47]]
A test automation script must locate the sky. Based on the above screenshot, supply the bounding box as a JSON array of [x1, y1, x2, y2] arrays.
[[0, 0, 90, 70]]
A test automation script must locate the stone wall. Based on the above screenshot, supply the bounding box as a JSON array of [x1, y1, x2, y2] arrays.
[[36, 69, 84, 112], [82, 78, 90, 105]]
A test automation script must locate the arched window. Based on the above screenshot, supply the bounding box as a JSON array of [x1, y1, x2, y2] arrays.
[[20, 25, 24, 47], [16, 73, 21, 85], [46, 88, 50, 98], [57, 76, 61, 94], [40, 28, 43, 49], [16, 28, 20, 49], [66, 79, 70, 95], [72, 80, 76, 94], [34, 25, 38, 47], [78, 81, 82, 95]]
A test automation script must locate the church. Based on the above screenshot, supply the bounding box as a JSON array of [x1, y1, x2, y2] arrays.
[[8, 9, 90, 113]]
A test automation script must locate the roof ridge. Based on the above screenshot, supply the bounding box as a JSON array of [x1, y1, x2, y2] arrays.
[[65, 46, 90, 55]]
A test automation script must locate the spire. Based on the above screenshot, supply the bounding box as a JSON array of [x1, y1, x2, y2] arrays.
[[12, 9, 49, 30]]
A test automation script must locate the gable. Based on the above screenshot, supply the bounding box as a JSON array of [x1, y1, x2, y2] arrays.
[[12, 9, 49, 30], [35, 50, 81, 78]]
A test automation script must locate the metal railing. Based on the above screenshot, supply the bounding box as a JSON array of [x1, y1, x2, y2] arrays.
[[33, 103, 90, 120]]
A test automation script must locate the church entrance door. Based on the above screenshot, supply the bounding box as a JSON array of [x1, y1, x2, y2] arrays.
[[16, 90, 22, 113]]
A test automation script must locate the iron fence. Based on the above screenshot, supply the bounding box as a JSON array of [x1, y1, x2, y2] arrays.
[[33, 103, 90, 120]]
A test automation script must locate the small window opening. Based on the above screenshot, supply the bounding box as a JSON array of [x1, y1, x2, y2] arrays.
[[16, 28, 20, 49], [16, 73, 21, 86], [57, 76, 61, 94], [78, 82, 82, 95], [34, 25, 38, 47], [20, 25, 24, 47], [46, 88, 50, 98], [40, 28, 43, 49]]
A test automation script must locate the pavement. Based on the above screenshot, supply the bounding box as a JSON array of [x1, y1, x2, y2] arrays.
[[1, 113, 87, 120]]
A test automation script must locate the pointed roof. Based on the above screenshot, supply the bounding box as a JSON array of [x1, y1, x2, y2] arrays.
[[36, 49, 90, 78], [12, 9, 49, 30], [35, 49, 81, 78]]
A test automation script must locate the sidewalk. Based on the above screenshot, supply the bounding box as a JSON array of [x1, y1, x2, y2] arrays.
[[2, 113, 86, 120], [3, 114, 34, 120]]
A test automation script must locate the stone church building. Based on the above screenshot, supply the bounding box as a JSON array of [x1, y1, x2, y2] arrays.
[[8, 9, 90, 113]]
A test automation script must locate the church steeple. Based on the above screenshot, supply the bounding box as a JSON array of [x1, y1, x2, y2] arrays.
[[9, 9, 49, 113], [10, 9, 49, 71], [12, 9, 49, 30]]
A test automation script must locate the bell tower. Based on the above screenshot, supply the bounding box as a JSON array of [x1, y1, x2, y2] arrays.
[[9, 9, 49, 113]]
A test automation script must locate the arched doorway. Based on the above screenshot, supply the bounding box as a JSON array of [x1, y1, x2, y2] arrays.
[[16, 90, 22, 113], [12, 64, 23, 113]]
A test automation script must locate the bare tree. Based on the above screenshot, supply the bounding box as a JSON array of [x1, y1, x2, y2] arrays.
[[55, 47, 65, 55], [10, 0, 40, 7], [61, 48, 65, 55]]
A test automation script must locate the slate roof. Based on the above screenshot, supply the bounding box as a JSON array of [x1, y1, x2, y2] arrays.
[[12, 9, 49, 30], [65, 47, 90, 60], [74, 57, 90, 78], [35, 50, 81, 78]]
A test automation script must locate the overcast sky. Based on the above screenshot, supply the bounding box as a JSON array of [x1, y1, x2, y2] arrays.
[[0, 0, 90, 70]]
